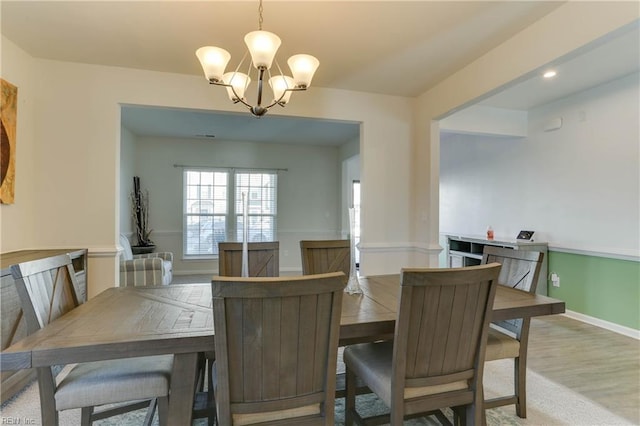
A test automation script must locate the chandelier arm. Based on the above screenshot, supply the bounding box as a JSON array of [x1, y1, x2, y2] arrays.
[[209, 69, 306, 115], [264, 86, 307, 109], [208, 80, 253, 109]]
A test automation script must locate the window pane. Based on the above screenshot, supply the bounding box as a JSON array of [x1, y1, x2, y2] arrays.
[[213, 198, 227, 214], [186, 215, 227, 255], [186, 171, 200, 185], [184, 169, 228, 255], [201, 172, 213, 185]]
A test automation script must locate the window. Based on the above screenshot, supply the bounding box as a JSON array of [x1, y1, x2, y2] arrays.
[[184, 169, 277, 256]]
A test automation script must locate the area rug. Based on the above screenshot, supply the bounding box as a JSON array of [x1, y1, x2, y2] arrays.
[[1, 359, 632, 425]]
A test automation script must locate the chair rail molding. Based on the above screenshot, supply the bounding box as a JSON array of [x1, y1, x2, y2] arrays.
[[358, 241, 442, 254], [548, 244, 639, 262]]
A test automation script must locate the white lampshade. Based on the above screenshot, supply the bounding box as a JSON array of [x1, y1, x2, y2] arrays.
[[244, 30, 281, 69], [269, 75, 294, 104], [287, 54, 319, 87], [195, 46, 231, 82], [222, 72, 250, 101]]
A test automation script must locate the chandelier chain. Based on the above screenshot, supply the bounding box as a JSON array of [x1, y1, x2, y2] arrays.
[[258, 0, 263, 30]]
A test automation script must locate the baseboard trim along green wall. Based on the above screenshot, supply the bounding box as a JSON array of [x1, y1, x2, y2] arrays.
[[548, 251, 639, 332], [562, 310, 639, 340]]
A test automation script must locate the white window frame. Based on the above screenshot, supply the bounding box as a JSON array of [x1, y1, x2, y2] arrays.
[[183, 168, 278, 257]]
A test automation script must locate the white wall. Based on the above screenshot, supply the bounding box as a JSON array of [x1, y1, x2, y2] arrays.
[[0, 37, 37, 252], [440, 73, 639, 258], [119, 126, 136, 236], [127, 135, 345, 274], [340, 137, 360, 234]]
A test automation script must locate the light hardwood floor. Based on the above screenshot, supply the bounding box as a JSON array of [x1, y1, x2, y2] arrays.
[[527, 316, 640, 423], [172, 274, 640, 423]]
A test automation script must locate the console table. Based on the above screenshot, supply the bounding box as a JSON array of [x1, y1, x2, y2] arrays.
[[444, 234, 548, 295], [0, 248, 87, 403]]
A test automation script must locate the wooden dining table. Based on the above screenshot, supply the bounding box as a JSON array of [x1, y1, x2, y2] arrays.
[[0, 274, 565, 424]]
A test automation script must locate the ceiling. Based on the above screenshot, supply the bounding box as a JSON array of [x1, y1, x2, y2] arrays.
[[2, 1, 638, 144], [477, 23, 639, 110], [120, 105, 361, 146]]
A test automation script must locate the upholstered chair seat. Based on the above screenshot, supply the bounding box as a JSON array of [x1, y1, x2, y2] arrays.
[[55, 355, 173, 411], [344, 341, 471, 405], [485, 327, 521, 360]]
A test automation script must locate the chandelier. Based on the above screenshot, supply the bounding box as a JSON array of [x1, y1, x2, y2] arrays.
[[196, 0, 320, 117]]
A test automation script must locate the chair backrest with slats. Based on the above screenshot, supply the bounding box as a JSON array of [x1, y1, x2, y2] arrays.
[[390, 264, 501, 423], [11, 254, 81, 414], [218, 242, 279, 277], [11, 254, 80, 334], [300, 240, 350, 284], [212, 272, 346, 425], [481, 246, 544, 335]]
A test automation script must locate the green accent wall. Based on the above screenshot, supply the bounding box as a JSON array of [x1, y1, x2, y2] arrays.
[[548, 251, 640, 330]]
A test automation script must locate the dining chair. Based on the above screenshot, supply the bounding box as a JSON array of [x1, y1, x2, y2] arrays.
[[11, 254, 173, 426], [209, 240, 280, 423], [211, 272, 346, 425], [344, 263, 502, 426], [481, 246, 544, 418], [300, 239, 362, 397], [300, 239, 350, 283], [218, 241, 280, 277]]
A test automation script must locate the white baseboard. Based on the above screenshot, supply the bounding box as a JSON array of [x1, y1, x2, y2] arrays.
[[563, 310, 640, 340]]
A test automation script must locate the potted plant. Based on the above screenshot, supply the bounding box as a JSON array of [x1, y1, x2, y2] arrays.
[[131, 176, 155, 253]]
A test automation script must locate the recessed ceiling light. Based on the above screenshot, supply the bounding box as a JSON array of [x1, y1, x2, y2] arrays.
[[543, 70, 557, 79]]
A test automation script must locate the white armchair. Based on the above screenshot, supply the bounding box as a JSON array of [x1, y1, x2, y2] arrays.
[[119, 234, 173, 286]]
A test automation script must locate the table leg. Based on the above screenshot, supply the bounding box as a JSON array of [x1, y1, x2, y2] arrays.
[[167, 352, 199, 425]]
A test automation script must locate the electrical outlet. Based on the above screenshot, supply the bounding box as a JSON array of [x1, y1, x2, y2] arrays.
[[550, 272, 560, 288]]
